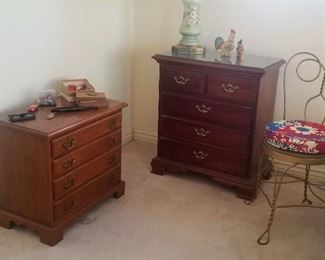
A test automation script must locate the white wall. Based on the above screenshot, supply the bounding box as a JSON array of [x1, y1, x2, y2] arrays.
[[0, 1, 134, 139], [132, 0, 325, 141], [1, 1, 324, 144]]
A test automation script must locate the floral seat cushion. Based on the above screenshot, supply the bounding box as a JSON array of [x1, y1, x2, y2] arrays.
[[265, 120, 325, 154]]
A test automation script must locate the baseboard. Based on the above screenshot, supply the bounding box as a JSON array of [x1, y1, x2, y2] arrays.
[[133, 131, 157, 144], [131, 131, 325, 181], [122, 131, 133, 146]]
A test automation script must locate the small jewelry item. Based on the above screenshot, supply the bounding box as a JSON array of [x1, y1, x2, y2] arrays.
[[28, 104, 39, 112], [46, 112, 55, 120]]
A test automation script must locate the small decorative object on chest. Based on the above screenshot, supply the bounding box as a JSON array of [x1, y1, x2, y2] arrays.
[[236, 39, 245, 61], [215, 29, 236, 57]]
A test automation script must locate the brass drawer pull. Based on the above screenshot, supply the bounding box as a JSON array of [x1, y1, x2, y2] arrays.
[[62, 159, 76, 170], [195, 104, 211, 114], [174, 76, 189, 85], [108, 119, 117, 129], [107, 136, 120, 146], [107, 155, 117, 165], [222, 83, 240, 93], [63, 179, 74, 190], [62, 137, 75, 150], [64, 200, 76, 212], [193, 150, 208, 160], [194, 128, 210, 137]]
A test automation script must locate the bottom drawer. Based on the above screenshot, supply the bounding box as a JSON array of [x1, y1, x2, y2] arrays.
[[159, 138, 248, 177], [53, 168, 121, 222]]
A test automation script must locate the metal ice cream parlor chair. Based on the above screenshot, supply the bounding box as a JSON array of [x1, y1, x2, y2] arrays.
[[257, 52, 325, 245]]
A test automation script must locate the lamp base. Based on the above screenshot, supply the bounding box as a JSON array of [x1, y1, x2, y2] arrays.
[[172, 44, 206, 56]]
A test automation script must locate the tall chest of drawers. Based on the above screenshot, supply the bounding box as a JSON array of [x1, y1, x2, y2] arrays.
[[151, 51, 284, 200], [0, 99, 127, 246]]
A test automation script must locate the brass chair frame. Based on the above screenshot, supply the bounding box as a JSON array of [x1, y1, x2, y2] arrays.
[[257, 52, 325, 245]]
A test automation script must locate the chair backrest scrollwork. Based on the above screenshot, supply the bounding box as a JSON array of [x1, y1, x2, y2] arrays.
[[283, 52, 325, 125]]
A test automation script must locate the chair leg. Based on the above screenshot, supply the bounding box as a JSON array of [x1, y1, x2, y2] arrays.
[[257, 196, 277, 245], [302, 165, 312, 205], [257, 146, 266, 182], [257, 157, 288, 245]]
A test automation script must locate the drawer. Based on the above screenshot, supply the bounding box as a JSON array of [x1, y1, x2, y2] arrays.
[[159, 116, 250, 154], [207, 74, 258, 105], [53, 149, 121, 201], [52, 130, 121, 178], [53, 170, 120, 222], [52, 112, 122, 158], [161, 67, 204, 95], [159, 138, 248, 177], [160, 93, 254, 130]]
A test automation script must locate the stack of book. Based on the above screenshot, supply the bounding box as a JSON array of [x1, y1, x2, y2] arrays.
[[59, 79, 109, 107], [75, 92, 109, 107], [59, 79, 95, 102]]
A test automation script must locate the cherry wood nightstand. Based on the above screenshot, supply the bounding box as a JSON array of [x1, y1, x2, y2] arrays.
[[151, 51, 285, 200], [0, 99, 127, 246]]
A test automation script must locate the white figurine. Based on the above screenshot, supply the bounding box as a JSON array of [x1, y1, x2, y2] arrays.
[[215, 29, 236, 57]]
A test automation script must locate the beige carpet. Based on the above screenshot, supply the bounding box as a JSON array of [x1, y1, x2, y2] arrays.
[[0, 141, 324, 260]]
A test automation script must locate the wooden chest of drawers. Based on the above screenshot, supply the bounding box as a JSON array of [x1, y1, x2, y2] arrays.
[[0, 99, 127, 245], [151, 51, 284, 200]]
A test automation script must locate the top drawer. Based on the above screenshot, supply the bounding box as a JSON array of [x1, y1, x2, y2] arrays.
[[52, 112, 122, 158], [207, 74, 258, 105], [161, 67, 205, 95]]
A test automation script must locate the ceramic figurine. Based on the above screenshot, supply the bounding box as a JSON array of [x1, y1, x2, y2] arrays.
[[236, 39, 245, 61], [215, 29, 236, 57]]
